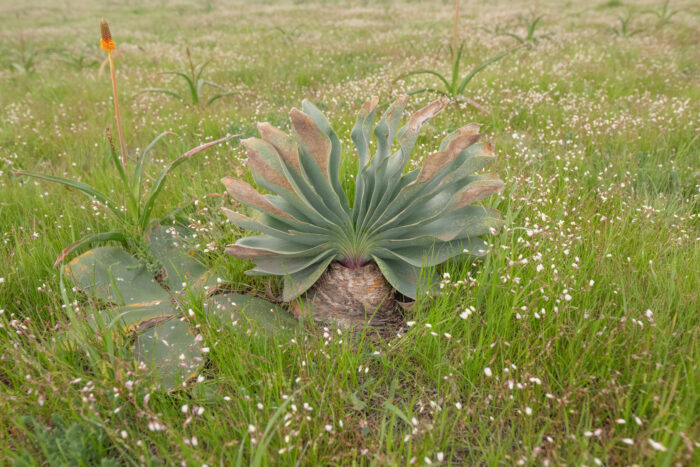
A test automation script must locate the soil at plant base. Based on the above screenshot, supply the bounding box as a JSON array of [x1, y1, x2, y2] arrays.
[[289, 261, 406, 335]]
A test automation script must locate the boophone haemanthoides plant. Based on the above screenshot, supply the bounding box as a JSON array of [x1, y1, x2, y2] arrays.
[[222, 96, 504, 329]]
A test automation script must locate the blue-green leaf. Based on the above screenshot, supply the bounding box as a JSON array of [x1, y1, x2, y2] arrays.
[[227, 236, 328, 258], [65, 247, 169, 305], [87, 299, 174, 332], [283, 255, 335, 301], [301, 100, 350, 211], [222, 208, 330, 246], [374, 237, 488, 268], [134, 318, 203, 391], [206, 293, 299, 334], [371, 255, 429, 300], [147, 224, 207, 292], [247, 250, 337, 276]]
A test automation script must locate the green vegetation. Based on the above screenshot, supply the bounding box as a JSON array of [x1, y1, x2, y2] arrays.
[[646, 0, 680, 27], [494, 13, 552, 48], [53, 45, 101, 72], [140, 48, 236, 106], [0, 0, 698, 465], [2, 31, 44, 74], [15, 130, 232, 272], [611, 10, 644, 37], [224, 96, 502, 300], [14, 414, 119, 467], [397, 43, 514, 110]]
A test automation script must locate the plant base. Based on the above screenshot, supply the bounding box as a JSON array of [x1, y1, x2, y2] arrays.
[[289, 261, 401, 330]]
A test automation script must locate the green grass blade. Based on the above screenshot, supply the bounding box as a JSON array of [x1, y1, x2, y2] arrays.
[[399, 69, 451, 93], [104, 129, 138, 220], [406, 87, 449, 96], [139, 134, 234, 230], [451, 43, 464, 94], [206, 91, 235, 106], [456, 49, 512, 95], [252, 386, 308, 466], [53, 231, 129, 268], [182, 75, 198, 104], [498, 32, 526, 43], [156, 70, 193, 81], [133, 131, 178, 204], [154, 71, 197, 103], [530, 15, 544, 38], [195, 60, 212, 83], [105, 132, 130, 190], [14, 170, 127, 223], [139, 88, 184, 102], [200, 79, 224, 90]]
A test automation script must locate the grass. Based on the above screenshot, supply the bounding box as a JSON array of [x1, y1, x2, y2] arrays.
[[0, 0, 698, 465]]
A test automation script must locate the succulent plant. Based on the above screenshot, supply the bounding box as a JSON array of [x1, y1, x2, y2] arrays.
[[66, 224, 297, 391], [222, 96, 504, 328]]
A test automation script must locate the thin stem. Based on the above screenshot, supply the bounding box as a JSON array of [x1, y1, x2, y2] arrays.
[[187, 47, 195, 81], [452, 0, 460, 55], [108, 51, 127, 169]]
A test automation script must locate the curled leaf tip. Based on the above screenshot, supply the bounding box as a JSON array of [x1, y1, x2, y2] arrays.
[[460, 123, 482, 135], [408, 97, 449, 133], [362, 96, 379, 113]]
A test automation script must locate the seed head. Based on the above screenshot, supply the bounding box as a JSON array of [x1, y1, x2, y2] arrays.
[[100, 18, 116, 52]]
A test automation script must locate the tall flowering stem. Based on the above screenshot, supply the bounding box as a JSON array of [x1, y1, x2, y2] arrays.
[[100, 18, 127, 169], [453, 0, 460, 55]]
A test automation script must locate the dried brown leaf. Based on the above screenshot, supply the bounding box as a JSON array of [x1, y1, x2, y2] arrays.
[[408, 97, 449, 133], [454, 175, 505, 207], [257, 123, 301, 174], [290, 108, 331, 176], [417, 133, 480, 184], [241, 138, 295, 193], [220, 176, 293, 220], [224, 244, 276, 259]]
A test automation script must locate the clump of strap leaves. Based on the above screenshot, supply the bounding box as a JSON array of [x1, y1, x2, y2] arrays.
[[14, 17, 298, 391], [223, 96, 504, 330], [65, 224, 297, 391]]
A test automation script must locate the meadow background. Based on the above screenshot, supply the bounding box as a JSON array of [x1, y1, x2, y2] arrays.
[[0, 0, 698, 465]]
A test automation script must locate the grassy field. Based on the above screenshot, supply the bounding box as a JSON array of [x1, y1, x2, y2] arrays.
[[1, 0, 699, 465]]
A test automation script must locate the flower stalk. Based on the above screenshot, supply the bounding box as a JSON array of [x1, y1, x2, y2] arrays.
[[100, 18, 127, 169], [453, 0, 460, 55]]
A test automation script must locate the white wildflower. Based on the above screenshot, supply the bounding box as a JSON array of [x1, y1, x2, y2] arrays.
[[648, 439, 667, 451]]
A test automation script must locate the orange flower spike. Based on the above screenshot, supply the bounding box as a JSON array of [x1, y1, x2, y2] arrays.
[[100, 18, 116, 52], [100, 18, 126, 168]]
